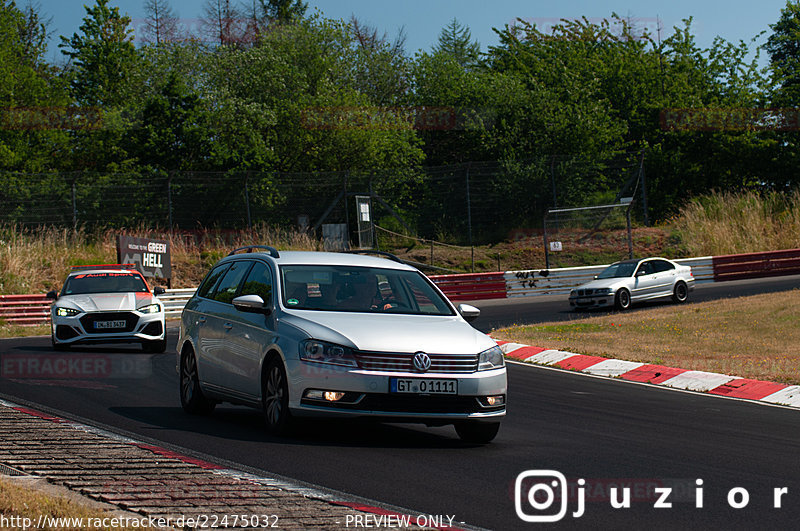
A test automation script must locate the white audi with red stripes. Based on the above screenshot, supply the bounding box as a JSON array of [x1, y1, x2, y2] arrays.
[[178, 247, 506, 443]]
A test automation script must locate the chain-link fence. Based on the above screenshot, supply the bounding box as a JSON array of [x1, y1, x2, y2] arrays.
[[1, 155, 645, 247]]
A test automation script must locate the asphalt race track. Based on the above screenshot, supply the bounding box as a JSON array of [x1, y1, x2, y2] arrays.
[[1, 275, 799, 529]]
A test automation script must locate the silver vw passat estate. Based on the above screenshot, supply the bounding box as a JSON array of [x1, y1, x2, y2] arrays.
[[47, 265, 167, 352], [178, 247, 506, 443], [569, 257, 694, 311]]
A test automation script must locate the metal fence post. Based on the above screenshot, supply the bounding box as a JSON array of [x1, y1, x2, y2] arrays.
[[466, 163, 474, 273], [167, 172, 173, 233], [71, 180, 77, 233], [245, 172, 252, 230]]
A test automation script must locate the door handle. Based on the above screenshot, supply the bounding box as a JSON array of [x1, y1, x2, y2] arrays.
[[223, 323, 233, 331], [198, 317, 207, 324]]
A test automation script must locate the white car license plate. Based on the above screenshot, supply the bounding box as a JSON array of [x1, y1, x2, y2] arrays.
[[390, 378, 457, 394], [94, 320, 126, 329], [577, 298, 592, 304]]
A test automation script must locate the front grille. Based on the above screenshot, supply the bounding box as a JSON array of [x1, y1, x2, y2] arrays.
[[352, 394, 485, 414], [354, 351, 478, 374], [80, 312, 138, 334]]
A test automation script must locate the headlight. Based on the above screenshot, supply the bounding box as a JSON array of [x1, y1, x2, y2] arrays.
[[300, 340, 358, 367], [55, 307, 80, 317], [478, 345, 505, 371], [137, 303, 162, 314], [595, 288, 613, 295]]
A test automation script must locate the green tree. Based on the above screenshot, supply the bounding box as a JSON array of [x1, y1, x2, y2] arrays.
[[0, 0, 70, 171], [765, 1, 800, 105], [127, 72, 212, 171], [59, 0, 136, 107], [259, 0, 307, 25], [432, 18, 481, 68]]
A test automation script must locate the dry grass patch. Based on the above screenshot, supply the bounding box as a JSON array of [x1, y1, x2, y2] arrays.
[[493, 289, 800, 385], [0, 322, 49, 339], [0, 477, 152, 530]]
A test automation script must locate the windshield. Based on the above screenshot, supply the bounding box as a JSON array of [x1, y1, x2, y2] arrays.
[[280, 265, 455, 316], [63, 272, 149, 295], [596, 262, 638, 279]]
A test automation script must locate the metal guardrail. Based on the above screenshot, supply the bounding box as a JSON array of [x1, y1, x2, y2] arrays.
[[1, 251, 796, 326]]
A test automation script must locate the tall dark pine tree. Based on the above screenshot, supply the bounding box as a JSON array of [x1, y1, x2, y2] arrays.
[[432, 18, 481, 68], [259, 0, 307, 25], [766, 1, 800, 105], [59, 0, 135, 107]]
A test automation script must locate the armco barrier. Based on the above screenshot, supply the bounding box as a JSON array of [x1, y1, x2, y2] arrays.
[[0, 294, 51, 326], [428, 272, 507, 301], [0, 252, 794, 327], [713, 248, 800, 282]]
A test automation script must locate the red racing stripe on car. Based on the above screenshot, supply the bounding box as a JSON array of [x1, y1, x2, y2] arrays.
[[708, 378, 789, 400], [556, 355, 609, 372], [619, 364, 688, 384]]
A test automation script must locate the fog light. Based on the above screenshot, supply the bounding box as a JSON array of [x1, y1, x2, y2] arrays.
[[479, 395, 505, 407], [304, 389, 324, 400], [324, 391, 345, 402]]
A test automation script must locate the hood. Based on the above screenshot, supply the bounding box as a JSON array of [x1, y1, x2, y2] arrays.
[[60, 292, 155, 312], [575, 278, 630, 291], [280, 310, 496, 355]]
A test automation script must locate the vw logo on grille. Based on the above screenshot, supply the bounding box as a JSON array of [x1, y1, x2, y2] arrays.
[[412, 352, 432, 372]]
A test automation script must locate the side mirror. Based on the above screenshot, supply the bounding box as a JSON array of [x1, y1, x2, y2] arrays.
[[153, 286, 166, 296], [636, 269, 646, 277], [457, 303, 480, 322], [232, 294, 271, 315], [46, 290, 58, 299]]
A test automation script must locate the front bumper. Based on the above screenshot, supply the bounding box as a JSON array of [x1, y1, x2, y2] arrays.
[[569, 293, 614, 309], [51, 311, 165, 346], [286, 360, 507, 422]]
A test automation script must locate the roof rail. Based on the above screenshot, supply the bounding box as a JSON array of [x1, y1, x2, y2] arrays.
[[344, 250, 404, 264], [228, 245, 280, 258], [69, 264, 138, 270]]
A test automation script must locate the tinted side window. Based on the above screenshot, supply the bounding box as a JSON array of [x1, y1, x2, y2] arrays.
[[210, 262, 251, 304], [240, 262, 273, 304], [197, 264, 230, 299], [652, 260, 675, 273]]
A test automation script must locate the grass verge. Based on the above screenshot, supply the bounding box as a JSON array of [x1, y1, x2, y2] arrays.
[[0, 322, 49, 339], [0, 477, 152, 530], [492, 289, 800, 385]]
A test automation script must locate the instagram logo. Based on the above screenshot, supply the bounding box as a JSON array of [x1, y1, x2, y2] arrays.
[[515, 470, 582, 522]]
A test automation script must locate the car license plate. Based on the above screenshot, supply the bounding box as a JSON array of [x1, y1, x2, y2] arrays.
[[577, 298, 592, 304], [94, 320, 126, 329], [390, 378, 457, 394]]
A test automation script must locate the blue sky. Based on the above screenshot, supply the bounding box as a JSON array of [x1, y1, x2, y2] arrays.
[[38, 0, 790, 62]]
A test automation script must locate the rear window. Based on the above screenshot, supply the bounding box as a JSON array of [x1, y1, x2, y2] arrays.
[[63, 272, 148, 295], [280, 265, 454, 316]]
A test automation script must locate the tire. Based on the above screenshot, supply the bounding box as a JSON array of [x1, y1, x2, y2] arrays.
[[262, 358, 293, 435], [672, 281, 689, 304], [180, 348, 216, 415], [455, 421, 500, 444], [143, 338, 167, 353], [615, 288, 631, 311]]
